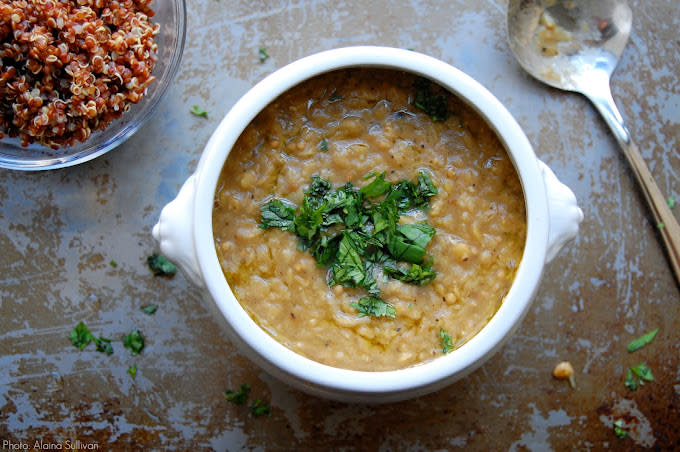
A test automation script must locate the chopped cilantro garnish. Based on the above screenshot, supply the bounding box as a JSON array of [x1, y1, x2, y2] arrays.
[[260, 199, 296, 231], [258, 47, 269, 63], [385, 262, 437, 285], [250, 399, 271, 417], [359, 172, 392, 197], [141, 304, 158, 315], [350, 297, 396, 318], [614, 419, 628, 438], [668, 196, 676, 209], [319, 138, 329, 152], [631, 363, 654, 382], [127, 363, 137, 378], [190, 105, 208, 118], [413, 79, 449, 121], [70, 322, 113, 354], [70, 322, 95, 350], [225, 384, 251, 405], [260, 172, 439, 318], [109, 260, 118, 268], [627, 328, 659, 353], [95, 337, 114, 355], [147, 254, 177, 276], [624, 368, 638, 391], [122, 329, 144, 355], [439, 328, 453, 354], [625, 363, 654, 391]]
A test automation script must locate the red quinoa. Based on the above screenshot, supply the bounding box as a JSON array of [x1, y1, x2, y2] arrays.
[[0, 0, 158, 149]]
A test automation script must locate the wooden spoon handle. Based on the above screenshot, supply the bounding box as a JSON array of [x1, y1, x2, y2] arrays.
[[586, 80, 680, 286], [623, 139, 680, 284]]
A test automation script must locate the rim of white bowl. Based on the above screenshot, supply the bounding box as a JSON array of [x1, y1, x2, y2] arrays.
[[193, 46, 549, 397]]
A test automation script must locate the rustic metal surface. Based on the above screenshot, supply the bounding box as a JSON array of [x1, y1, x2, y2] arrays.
[[1, 0, 678, 449]]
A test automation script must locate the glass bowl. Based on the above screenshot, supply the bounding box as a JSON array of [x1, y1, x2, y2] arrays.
[[0, 0, 186, 171]]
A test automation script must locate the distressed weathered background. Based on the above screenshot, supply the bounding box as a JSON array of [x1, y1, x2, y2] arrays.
[[1, 0, 678, 449]]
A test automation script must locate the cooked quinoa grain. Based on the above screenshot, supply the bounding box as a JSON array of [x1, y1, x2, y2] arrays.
[[0, 0, 158, 148]]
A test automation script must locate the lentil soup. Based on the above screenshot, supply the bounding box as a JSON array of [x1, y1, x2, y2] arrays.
[[212, 68, 526, 371]]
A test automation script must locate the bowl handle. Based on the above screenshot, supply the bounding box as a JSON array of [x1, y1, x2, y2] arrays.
[[539, 160, 584, 262], [152, 174, 205, 288]]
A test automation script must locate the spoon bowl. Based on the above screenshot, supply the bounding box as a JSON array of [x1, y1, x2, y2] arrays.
[[507, 0, 680, 285], [507, 0, 632, 92]]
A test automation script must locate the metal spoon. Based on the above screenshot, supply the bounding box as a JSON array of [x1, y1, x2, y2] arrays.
[[507, 0, 680, 285]]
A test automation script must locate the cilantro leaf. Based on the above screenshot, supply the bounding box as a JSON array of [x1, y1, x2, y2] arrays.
[[414, 171, 439, 206], [627, 328, 659, 353], [625, 363, 654, 391], [350, 297, 396, 318], [631, 363, 654, 382], [387, 232, 426, 264], [141, 304, 158, 315], [413, 79, 449, 122], [127, 363, 137, 378], [258, 47, 269, 63], [294, 197, 325, 241], [384, 262, 437, 285], [360, 172, 392, 197], [147, 254, 177, 276], [122, 330, 144, 355], [259, 172, 439, 315], [260, 199, 296, 232], [397, 223, 436, 249], [439, 328, 453, 354], [624, 368, 638, 391], [70, 321, 95, 350], [319, 138, 329, 152], [190, 105, 208, 118], [614, 419, 628, 438], [309, 233, 341, 267], [330, 232, 367, 288], [250, 399, 271, 417], [225, 384, 251, 405], [95, 337, 114, 355]]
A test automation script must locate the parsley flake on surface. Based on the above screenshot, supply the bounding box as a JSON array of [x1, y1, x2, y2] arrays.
[[350, 297, 396, 318], [141, 304, 158, 315], [627, 328, 659, 353], [258, 46, 269, 63], [668, 196, 676, 209], [319, 138, 329, 152], [190, 105, 208, 118], [614, 419, 628, 438], [147, 254, 177, 276], [439, 328, 453, 354], [127, 363, 137, 378], [123, 329, 144, 355], [70, 322, 113, 354], [250, 399, 271, 417], [260, 199, 296, 231], [70, 321, 95, 350], [625, 363, 654, 391], [413, 79, 449, 122], [95, 337, 114, 355], [225, 384, 251, 405], [384, 262, 437, 285]]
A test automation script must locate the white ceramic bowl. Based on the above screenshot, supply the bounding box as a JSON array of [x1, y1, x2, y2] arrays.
[[153, 46, 583, 403]]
